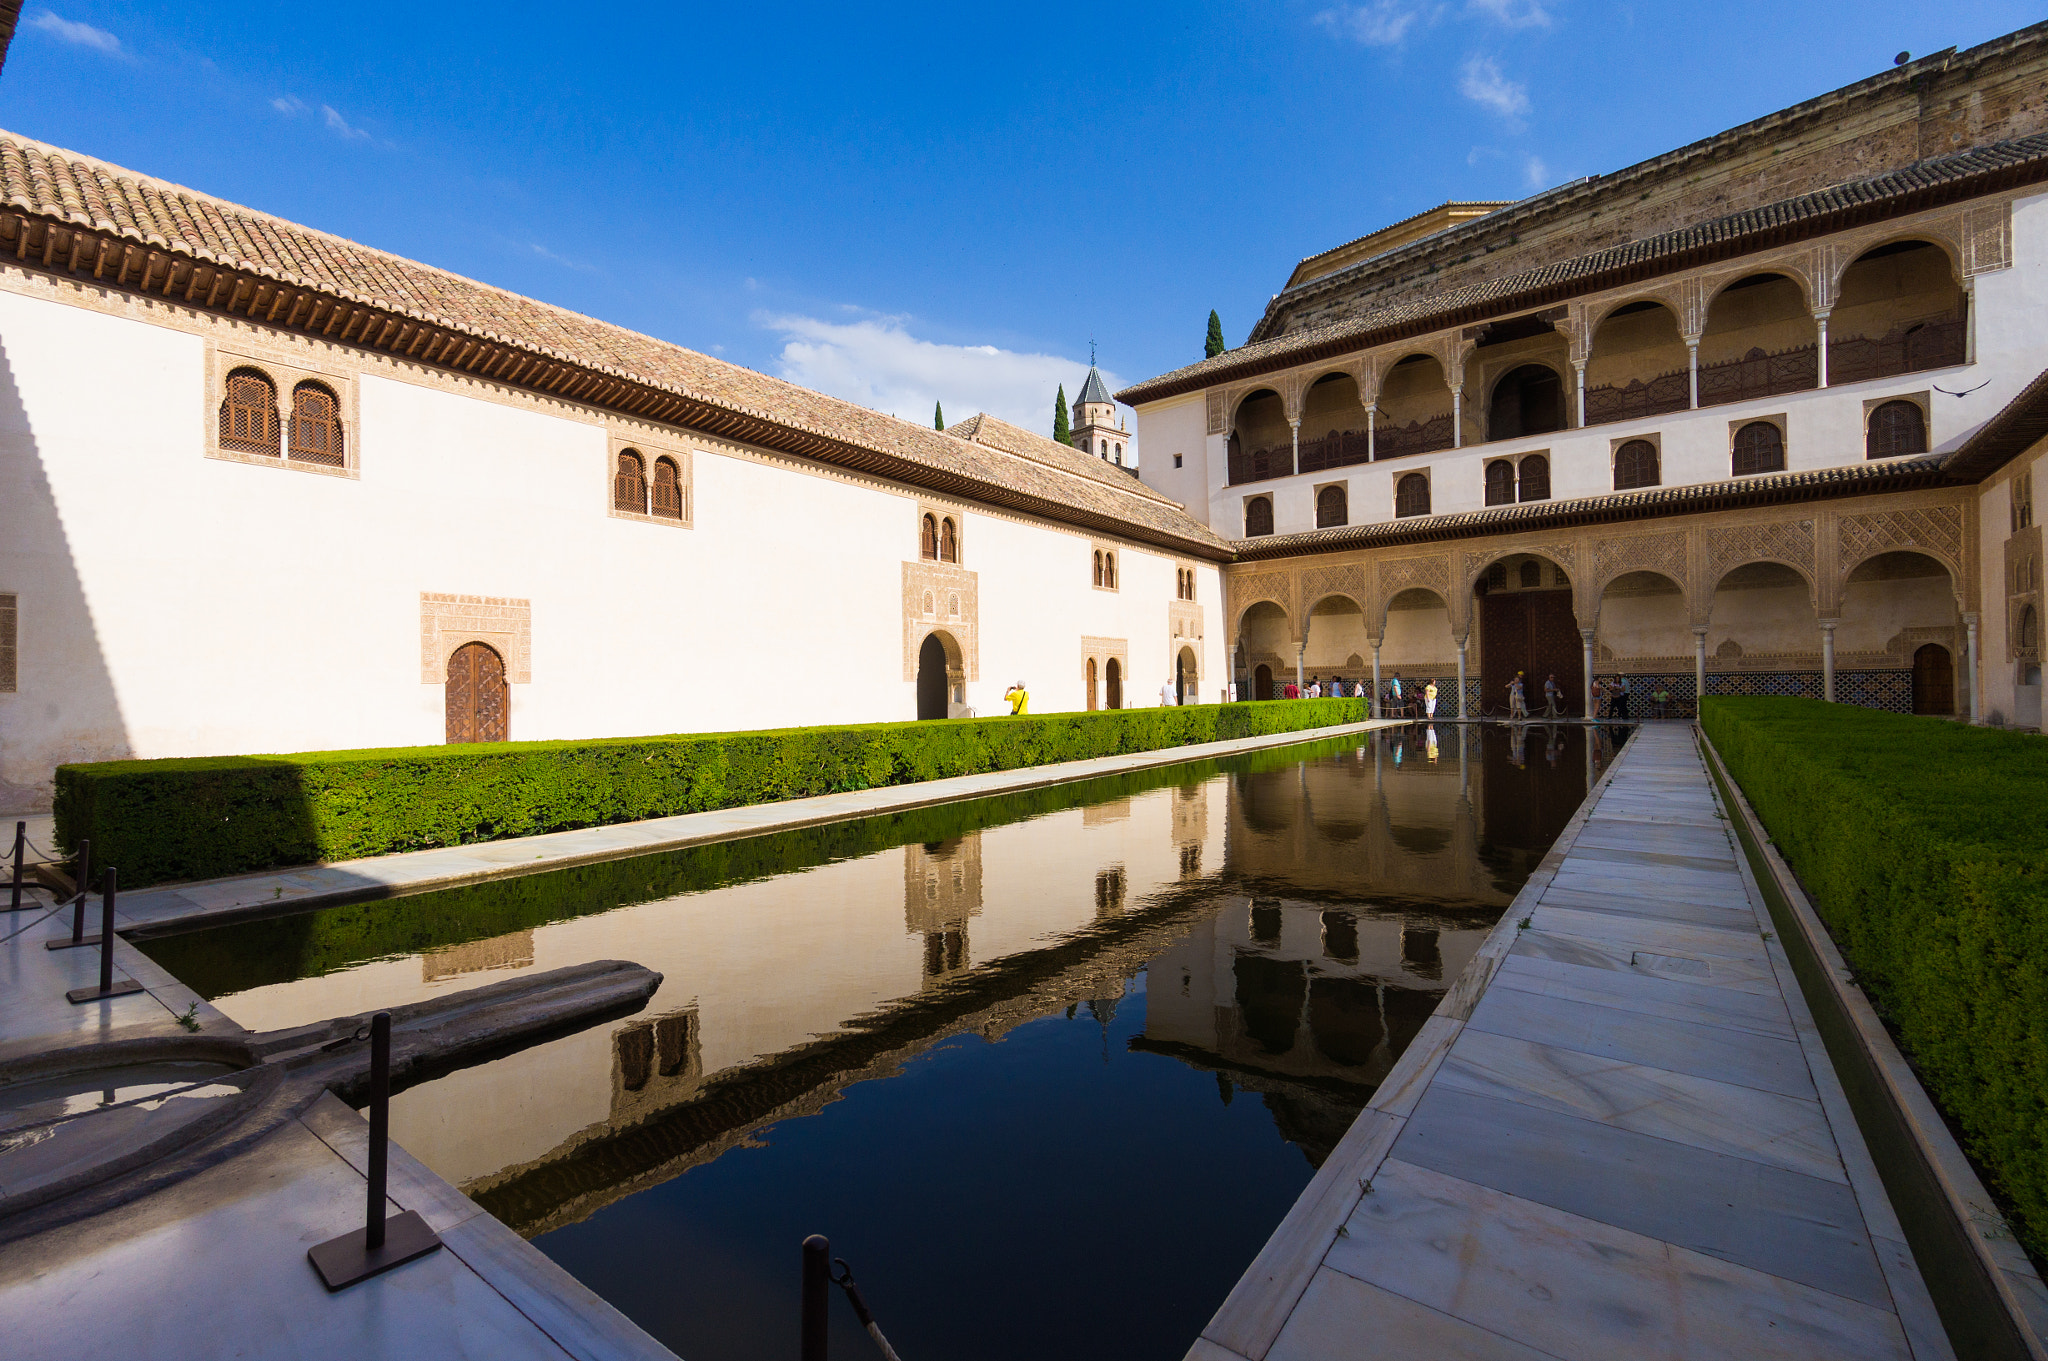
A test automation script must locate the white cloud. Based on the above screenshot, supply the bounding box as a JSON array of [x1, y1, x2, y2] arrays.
[[321, 105, 371, 141], [1312, 1, 1435, 46], [1467, 0, 1551, 28], [271, 95, 306, 116], [1524, 154, 1549, 189], [1459, 55, 1529, 118], [528, 241, 597, 273], [27, 10, 122, 54], [758, 312, 1125, 455]]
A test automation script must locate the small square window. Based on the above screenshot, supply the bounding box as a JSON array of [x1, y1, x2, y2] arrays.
[[1173, 453, 1184, 468]]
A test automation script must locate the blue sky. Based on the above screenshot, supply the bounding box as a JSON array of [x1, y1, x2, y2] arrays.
[[2, 3, 2038, 449]]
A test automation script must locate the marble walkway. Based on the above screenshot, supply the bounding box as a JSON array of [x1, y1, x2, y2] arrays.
[[111, 718, 1392, 936], [1189, 723, 1954, 1361]]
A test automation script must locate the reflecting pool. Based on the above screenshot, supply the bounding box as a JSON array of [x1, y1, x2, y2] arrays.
[[143, 722, 1623, 1360]]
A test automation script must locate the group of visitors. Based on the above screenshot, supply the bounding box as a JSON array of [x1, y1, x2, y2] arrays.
[[1592, 676, 1633, 720]]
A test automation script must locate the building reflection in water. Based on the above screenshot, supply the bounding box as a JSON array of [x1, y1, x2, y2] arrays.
[[180, 725, 1605, 1235]]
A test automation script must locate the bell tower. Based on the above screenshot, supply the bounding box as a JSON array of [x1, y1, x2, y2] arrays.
[[1072, 346, 1130, 466]]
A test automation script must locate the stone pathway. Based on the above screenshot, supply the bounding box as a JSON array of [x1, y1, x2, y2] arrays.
[[1189, 724, 1953, 1361], [112, 719, 1393, 936]]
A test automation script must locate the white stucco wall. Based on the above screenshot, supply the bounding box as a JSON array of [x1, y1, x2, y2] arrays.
[[0, 284, 1226, 807]]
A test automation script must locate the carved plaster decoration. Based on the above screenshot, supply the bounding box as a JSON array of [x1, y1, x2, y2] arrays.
[[1705, 519, 1817, 590], [1836, 506, 1964, 581], [1300, 564, 1368, 615], [1168, 600, 1205, 647], [420, 593, 531, 684], [1205, 390, 1225, 435], [901, 561, 979, 681], [1230, 570, 1295, 630], [1963, 202, 2014, 276], [1591, 531, 1689, 593]]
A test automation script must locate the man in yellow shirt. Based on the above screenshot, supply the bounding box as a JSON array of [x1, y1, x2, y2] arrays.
[[1006, 680, 1029, 715]]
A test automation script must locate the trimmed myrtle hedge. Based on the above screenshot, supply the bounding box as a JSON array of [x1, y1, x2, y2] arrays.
[[57, 699, 1367, 888], [1701, 696, 2048, 1260]]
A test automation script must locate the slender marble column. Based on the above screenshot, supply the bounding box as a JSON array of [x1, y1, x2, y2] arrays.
[[1295, 642, 1305, 696], [1371, 642, 1383, 719], [1693, 627, 1708, 716], [1573, 361, 1587, 427], [1820, 620, 1838, 702], [1815, 312, 1831, 388], [1289, 419, 1301, 477], [1687, 340, 1700, 409], [1456, 637, 1469, 720], [1580, 628, 1595, 719], [1452, 390, 1464, 449], [1965, 611, 1982, 723]]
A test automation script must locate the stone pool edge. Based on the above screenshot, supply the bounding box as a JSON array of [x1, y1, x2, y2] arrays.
[[1186, 720, 1635, 1361], [111, 719, 1404, 939]]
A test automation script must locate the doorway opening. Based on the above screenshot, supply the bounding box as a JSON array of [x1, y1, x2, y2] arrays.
[[1911, 643, 1954, 715], [1105, 658, 1123, 710], [916, 633, 949, 720], [446, 642, 509, 743]]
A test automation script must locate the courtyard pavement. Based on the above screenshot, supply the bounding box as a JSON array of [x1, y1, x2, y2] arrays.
[[1187, 723, 1954, 1361]]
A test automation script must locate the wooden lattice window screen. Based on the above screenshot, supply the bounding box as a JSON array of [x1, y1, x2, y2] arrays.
[[1395, 473, 1431, 519], [286, 383, 345, 466], [920, 514, 939, 560], [1518, 456, 1551, 502], [0, 593, 14, 693], [1104, 552, 1118, 589], [1484, 460, 1515, 506], [1245, 497, 1274, 537], [651, 458, 684, 519], [1867, 402, 1927, 459], [1316, 485, 1348, 528], [614, 451, 648, 513], [220, 368, 279, 456], [1731, 422, 1785, 476], [445, 642, 509, 744], [939, 518, 958, 563], [1614, 440, 1660, 490], [1093, 551, 1104, 587]]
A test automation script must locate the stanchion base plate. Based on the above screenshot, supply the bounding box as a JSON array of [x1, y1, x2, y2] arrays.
[[308, 1210, 443, 1290], [47, 935, 104, 950], [66, 978, 143, 1004]]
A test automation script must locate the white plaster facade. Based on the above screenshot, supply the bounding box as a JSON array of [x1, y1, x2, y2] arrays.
[[0, 273, 1224, 809]]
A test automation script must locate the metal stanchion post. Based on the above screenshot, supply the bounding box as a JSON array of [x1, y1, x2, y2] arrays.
[[67, 866, 140, 1003], [308, 1011, 442, 1289], [57, 839, 91, 948], [802, 1234, 831, 1361], [8, 822, 22, 911]]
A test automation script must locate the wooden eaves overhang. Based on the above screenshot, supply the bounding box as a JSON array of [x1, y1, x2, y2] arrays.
[[1231, 457, 1953, 562], [0, 211, 1233, 563], [1117, 131, 2048, 409], [1940, 364, 2048, 483]]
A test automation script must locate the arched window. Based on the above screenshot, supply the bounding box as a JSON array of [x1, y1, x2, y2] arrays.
[[613, 450, 648, 512], [1517, 455, 1550, 502], [651, 457, 684, 518], [921, 513, 939, 560], [220, 367, 279, 456], [2019, 604, 2038, 655], [939, 517, 958, 563], [288, 382, 343, 465], [1395, 473, 1430, 518], [1613, 440, 1660, 490], [1245, 497, 1274, 537], [1484, 460, 1515, 506], [1731, 422, 1785, 476], [1316, 484, 1348, 528], [1867, 401, 1927, 459], [1519, 560, 1542, 589], [1487, 561, 1508, 589], [1093, 551, 1104, 587], [1105, 552, 1118, 588]]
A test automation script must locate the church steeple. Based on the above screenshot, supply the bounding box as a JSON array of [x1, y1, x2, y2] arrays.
[[1071, 345, 1129, 466]]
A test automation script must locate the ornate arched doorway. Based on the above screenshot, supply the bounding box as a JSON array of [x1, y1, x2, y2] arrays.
[[446, 642, 508, 743], [1105, 658, 1123, 710], [1177, 646, 1198, 704], [1086, 657, 1099, 711], [1911, 644, 1953, 715], [1477, 555, 1580, 716], [1254, 664, 1274, 701], [916, 633, 949, 720]]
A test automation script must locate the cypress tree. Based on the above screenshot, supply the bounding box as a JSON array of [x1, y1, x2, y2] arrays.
[[934, 400, 945, 430], [1205, 310, 1226, 359], [1053, 385, 1071, 445]]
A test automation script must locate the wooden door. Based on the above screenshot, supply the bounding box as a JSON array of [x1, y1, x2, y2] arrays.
[[1106, 658, 1122, 710], [1255, 664, 1273, 701], [1912, 644, 1953, 715], [446, 642, 508, 743], [1480, 590, 1582, 717]]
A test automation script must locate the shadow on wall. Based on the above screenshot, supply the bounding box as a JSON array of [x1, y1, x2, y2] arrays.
[[0, 337, 130, 811]]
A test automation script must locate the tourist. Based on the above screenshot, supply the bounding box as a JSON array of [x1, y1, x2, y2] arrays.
[[1006, 680, 1029, 716], [1283, 680, 1300, 699], [1160, 678, 1175, 707], [1508, 672, 1528, 720], [1331, 675, 1345, 699], [1591, 677, 1608, 718], [1390, 676, 1403, 716], [1424, 679, 1438, 719], [1652, 685, 1672, 718], [1542, 673, 1562, 717], [1307, 676, 1321, 699], [1613, 675, 1632, 720]]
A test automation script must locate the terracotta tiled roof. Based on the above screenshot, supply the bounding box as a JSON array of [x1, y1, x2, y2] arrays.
[[943, 411, 1192, 517], [1232, 457, 1951, 561], [0, 130, 1230, 558], [1119, 132, 2048, 407]]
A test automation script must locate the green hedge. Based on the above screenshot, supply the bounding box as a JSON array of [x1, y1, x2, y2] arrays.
[[57, 699, 1367, 888], [1700, 697, 2048, 1259]]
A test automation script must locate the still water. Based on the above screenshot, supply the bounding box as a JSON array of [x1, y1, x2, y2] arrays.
[[144, 723, 1620, 1360]]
